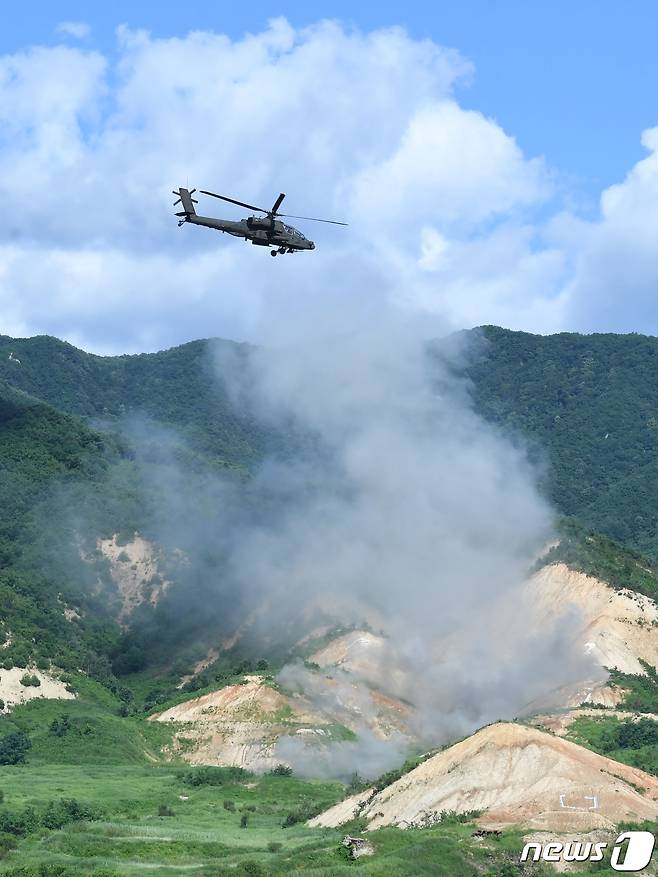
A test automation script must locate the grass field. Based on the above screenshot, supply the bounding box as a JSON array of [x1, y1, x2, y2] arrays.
[[0, 757, 539, 876]]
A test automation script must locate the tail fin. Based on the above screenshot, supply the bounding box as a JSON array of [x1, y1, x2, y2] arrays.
[[173, 187, 198, 219]]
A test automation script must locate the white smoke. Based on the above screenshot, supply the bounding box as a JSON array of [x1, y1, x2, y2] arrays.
[[212, 301, 598, 777]]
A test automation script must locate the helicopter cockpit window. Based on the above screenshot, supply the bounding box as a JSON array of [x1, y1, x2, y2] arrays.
[[283, 224, 306, 239]]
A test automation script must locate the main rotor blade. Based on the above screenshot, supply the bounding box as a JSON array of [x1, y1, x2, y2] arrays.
[[200, 190, 268, 213], [271, 192, 286, 214], [279, 213, 348, 226]]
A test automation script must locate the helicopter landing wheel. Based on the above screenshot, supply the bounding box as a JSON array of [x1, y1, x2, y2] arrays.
[[270, 249, 277, 257]]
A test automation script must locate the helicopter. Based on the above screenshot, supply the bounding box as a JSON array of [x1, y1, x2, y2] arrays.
[[172, 188, 347, 255]]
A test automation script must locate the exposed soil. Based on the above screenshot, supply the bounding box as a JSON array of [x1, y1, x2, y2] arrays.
[[526, 563, 658, 676], [150, 672, 412, 771], [97, 534, 172, 623], [311, 722, 658, 832], [0, 667, 75, 712], [152, 675, 333, 770]]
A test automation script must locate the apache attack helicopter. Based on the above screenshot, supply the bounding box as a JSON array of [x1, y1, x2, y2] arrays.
[[172, 188, 347, 255]]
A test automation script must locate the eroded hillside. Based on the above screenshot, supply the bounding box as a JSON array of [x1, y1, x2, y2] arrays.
[[311, 722, 658, 832]]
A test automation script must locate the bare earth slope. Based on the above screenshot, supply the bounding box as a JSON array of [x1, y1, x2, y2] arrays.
[[152, 675, 318, 771], [311, 722, 658, 832], [0, 667, 75, 713], [527, 563, 658, 677], [151, 673, 413, 771], [96, 534, 173, 624], [148, 562, 658, 774]]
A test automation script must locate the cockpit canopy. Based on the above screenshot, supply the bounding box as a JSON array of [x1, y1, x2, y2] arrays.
[[283, 223, 305, 239]]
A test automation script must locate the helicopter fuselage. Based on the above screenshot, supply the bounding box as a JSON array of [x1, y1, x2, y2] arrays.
[[185, 212, 315, 252]]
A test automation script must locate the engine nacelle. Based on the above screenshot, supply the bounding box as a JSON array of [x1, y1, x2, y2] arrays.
[[247, 216, 273, 230]]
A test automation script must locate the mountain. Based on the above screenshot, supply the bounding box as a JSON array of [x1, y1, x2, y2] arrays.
[[461, 325, 658, 558], [0, 379, 121, 675], [3, 327, 658, 555], [3, 327, 658, 685], [0, 334, 268, 471]]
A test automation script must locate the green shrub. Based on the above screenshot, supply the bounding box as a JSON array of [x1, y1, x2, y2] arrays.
[[157, 804, 175, 817], [267, 841, 282, 853], [269, 763, 292, 777], [19, 674, 40, 688], [182, 766, 250, 786], [240, 813, 249, 828], [0, 831, 17, 859], [0, 806, 39, 836], [9, 643, 30, 668], [41, 798, 99, 830], [0, 732, 31, 765], [223, 799, 236, 811], [282, 799, 332, 827], [49, 715, 71, 737], [239, 862, 267, 877]]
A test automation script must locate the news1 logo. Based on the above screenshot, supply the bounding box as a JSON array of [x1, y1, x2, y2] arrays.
[[520, 831, 656, 871]]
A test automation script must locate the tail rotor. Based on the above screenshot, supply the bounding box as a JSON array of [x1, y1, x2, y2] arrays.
[[173, 188, 198, 225]]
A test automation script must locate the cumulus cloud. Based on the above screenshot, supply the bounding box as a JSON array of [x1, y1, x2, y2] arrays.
[[551, 126, 658, 333], [0, 18, 655, 349], [0, 18, 561, 351]]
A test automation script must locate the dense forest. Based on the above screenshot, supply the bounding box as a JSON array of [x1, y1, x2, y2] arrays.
[[0, 335, 268, 471], [461, 326, 658, 558]]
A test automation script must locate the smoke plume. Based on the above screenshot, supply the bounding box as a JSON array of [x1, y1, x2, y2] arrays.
[[209, 302, 598, 777]]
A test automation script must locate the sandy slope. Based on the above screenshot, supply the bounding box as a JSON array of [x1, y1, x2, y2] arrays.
[[526, 563, 658, 676], [97, 534, 172, 623], [151, 675, 332, 770], [310, 631, 387, 676], [0, 667, 75, 712], [151, 672, 413, 770], [149, 560, 658, 772], [311, 722, 658, 832]]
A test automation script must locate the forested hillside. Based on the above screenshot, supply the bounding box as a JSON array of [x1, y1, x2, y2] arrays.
[[3, 326, 656, 555], [0, 335, 267, 471], [461, 326, 658, 559], [0, 380, 121, 674]]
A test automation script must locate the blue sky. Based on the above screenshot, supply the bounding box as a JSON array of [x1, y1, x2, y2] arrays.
[[6, 1, 657, 205], [1, 3, 658, 350]]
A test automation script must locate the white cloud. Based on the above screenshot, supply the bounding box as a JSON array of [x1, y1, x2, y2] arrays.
[[56, 21, 91, 40], [553, 126, 658, 333], [0, 19, 654, 350], [349, 101, 548, 235]]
